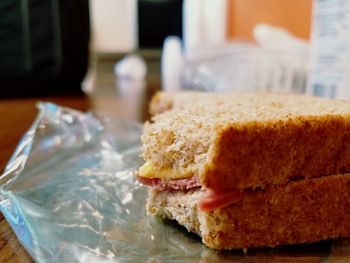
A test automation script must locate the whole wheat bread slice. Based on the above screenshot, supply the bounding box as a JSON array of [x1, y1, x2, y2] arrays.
[[141, 92, 350, 191], [147, 173, 350, 249]]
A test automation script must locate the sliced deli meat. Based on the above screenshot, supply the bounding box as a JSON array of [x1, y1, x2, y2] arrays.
[[137, 175, 200, 190], [198, 190, 243, 211]]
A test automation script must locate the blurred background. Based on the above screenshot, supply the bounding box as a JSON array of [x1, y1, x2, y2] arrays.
[[91, 0, 311, 51], [87, 0, 318, 120], [1, 0, 349, 119], [3, 1, 350, 261]]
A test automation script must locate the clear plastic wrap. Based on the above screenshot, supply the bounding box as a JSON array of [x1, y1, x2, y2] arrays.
[[182, 46, 308, 94], [0, 103, 346, 262]]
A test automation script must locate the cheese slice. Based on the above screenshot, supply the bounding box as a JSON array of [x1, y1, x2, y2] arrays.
[[138, 161, 194, 180]]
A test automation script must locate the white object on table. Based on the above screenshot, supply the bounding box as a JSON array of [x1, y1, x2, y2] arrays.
[[183, 0, 227, 59], [161, 36, 183, 91], [114, 54, 147, 120], [308, 0, 350, 100], [253, 23, 309, 52], [252, 23, 309, 93], [114, 54, 147, 81]]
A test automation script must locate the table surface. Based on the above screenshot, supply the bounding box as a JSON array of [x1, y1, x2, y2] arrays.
[[0, 54, 160, 262], [1, 55, 350, 262], [0, 98, 88, 262]]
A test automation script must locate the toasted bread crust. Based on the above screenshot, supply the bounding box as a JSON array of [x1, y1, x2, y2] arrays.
[[143, 92, 350, 191], [147, 174, 350, 249], [203, 115, 350, 190]]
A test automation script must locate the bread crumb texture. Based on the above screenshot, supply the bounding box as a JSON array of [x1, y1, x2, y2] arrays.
[[142, 92, 350, 190], [147, 173, 350, 249]]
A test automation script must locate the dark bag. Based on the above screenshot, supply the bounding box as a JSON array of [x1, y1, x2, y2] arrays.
[[0, 0, 90, 96]]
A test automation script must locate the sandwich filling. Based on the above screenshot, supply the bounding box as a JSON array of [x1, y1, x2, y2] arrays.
[[139, 161, 194, 180], [137, 175, 200, 190], [137, 173, 244, 212], [140, 92, 350, 214]]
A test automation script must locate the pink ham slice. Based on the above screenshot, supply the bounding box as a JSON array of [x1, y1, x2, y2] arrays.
[[137, 175, 244, 211], [137, 175, 201, 190], [198, 190, 243, 211]]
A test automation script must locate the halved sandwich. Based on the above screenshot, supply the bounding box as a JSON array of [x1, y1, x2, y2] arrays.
[[137, 91, 350, 249]]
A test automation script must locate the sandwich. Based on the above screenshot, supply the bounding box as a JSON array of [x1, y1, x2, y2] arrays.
[[137, 91, 350, 249]]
